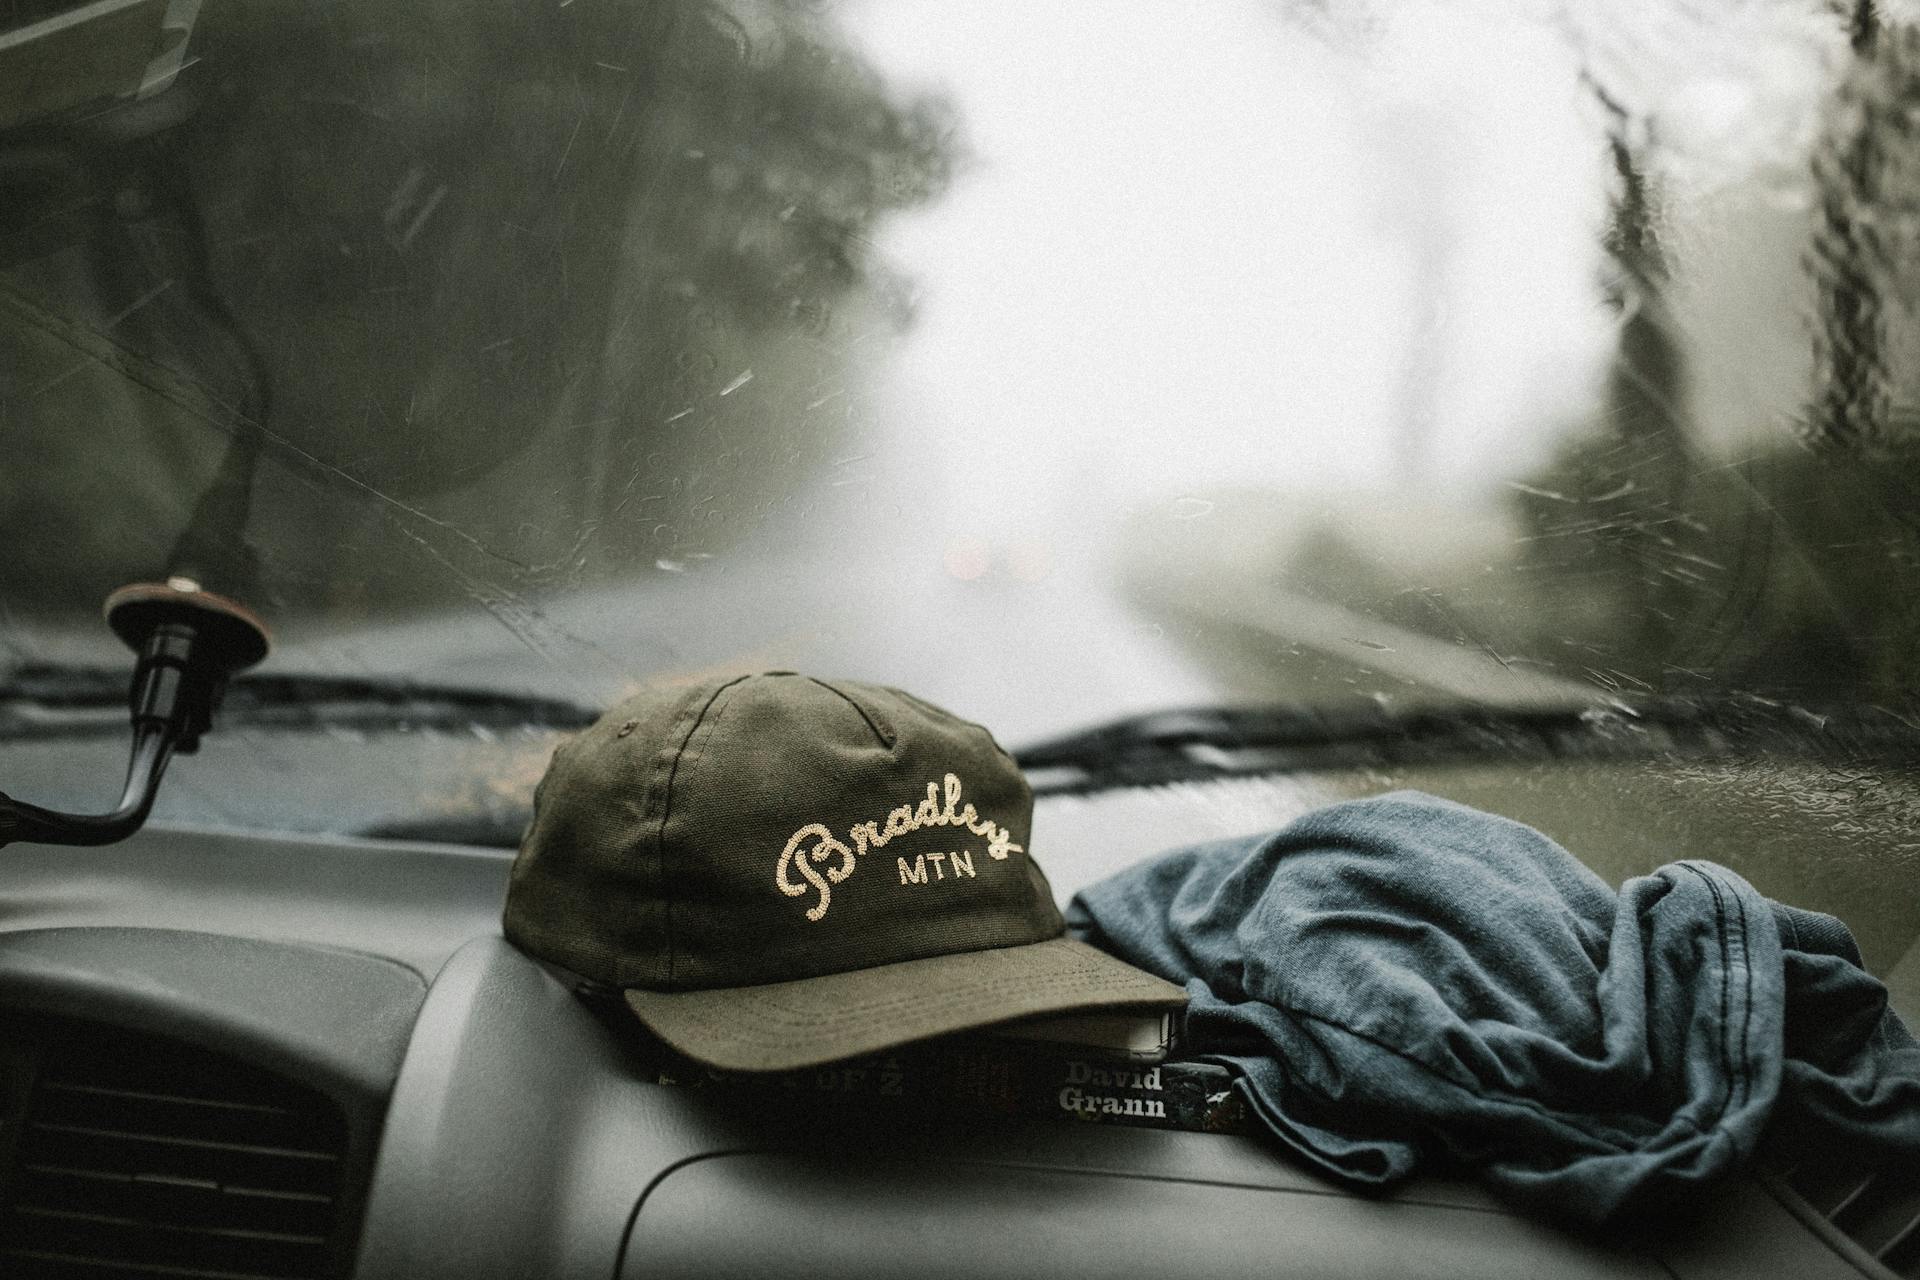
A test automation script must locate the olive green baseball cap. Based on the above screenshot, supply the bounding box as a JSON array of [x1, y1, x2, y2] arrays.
[[503, 672, 1185, 1072]]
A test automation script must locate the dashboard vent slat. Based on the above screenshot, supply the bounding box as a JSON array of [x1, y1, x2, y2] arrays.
[[1832, 1167, 1920, 1259], [42, 1082, 301, 1120], [3, 1245, 291, 1280], [12, 1202, 329, 1244], [6, 1203, 330, 1276], [1788, 1163, 1879, 1218], [19, 1122, 342, 1198], [1779, 1158, 1920, 1280], [1886, 1219, 1920, 1276], [16, 1164, 338, 1237], [0, 1023, 350, 1280]]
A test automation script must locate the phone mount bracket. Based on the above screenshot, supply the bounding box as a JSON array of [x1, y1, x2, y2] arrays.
[[0, 579, 269, 849]]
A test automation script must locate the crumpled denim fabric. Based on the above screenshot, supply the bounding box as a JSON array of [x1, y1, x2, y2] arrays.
[[1065, 791, 1920, 1223]]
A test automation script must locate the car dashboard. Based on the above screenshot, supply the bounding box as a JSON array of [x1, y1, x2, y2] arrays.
[[1, 770, 1916, 1280]]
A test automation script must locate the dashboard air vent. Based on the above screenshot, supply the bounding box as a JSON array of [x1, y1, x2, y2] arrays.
[[1777, 1158, 1920, 1279], [0, 1021, 350, 1280]]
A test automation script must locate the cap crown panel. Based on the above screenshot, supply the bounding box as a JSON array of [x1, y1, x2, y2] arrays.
[[504, 672, 1062, 992], [658, 673, 1060, 989]]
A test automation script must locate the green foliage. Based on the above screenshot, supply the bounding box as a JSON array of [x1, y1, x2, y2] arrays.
[[1513, 416, 1920, 702], [2, 0, 955, 614]]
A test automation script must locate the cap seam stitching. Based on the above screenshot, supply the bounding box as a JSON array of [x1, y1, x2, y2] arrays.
[[888, 685, 1017, 766], [805, 675, 895, 748], [657, 675, 752, 990]]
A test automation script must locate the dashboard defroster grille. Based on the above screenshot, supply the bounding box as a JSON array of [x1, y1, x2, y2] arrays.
[[1776, 1158, 1920, 1280]]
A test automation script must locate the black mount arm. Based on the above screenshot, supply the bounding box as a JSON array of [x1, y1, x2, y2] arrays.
[[1, 69, 275, 851], [0, 582, 269, 849]]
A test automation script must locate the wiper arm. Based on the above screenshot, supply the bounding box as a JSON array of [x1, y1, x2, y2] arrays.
[[0, 666, 601, 740], [1013, 697, 1920, 795]]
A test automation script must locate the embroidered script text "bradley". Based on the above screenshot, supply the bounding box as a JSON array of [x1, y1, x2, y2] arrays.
[[775, 773, 1022, 922]]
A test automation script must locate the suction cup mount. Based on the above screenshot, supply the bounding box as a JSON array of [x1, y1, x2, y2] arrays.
[[0, 578, 270, 848]]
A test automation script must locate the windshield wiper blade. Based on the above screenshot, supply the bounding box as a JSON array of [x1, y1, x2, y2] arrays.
[[1012, 696, 1920, 795], [0, 664, 601, 740]]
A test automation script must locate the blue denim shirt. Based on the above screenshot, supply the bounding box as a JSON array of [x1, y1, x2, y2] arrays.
[[1066, 791, 1920, 1223]]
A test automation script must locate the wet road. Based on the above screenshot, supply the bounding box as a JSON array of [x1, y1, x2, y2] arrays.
[[240, 494, 1595, 748]]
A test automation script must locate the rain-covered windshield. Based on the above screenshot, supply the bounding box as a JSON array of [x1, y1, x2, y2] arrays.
[[5, 1, 1918, 774]]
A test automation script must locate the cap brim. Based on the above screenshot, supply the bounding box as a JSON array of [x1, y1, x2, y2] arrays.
[[623, 935, 1187, 1073]]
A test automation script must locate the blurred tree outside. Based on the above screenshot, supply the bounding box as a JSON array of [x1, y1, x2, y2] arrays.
[[1141, 2, 1920, 710], [1511, 17, 1920, 704], [0, 0, 953, 622]]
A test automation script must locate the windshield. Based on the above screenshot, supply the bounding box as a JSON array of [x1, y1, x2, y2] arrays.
[[5, 1, 1917, 817]]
